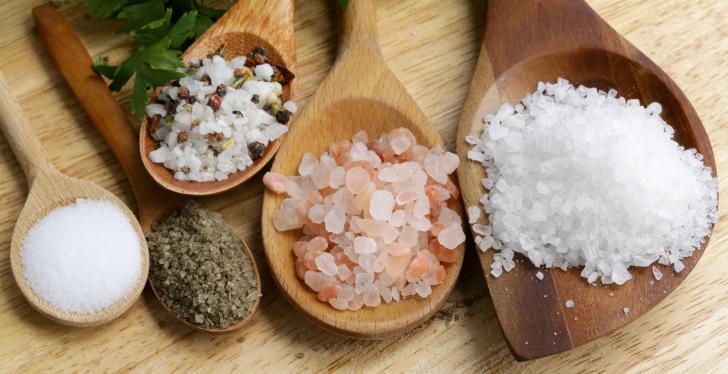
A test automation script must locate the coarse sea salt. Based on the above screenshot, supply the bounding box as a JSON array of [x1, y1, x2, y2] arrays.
[[21, 199, 142, 313], [265, 128, 465, 311], [467, 78, 718, 285], [147, 48, 296, 182]]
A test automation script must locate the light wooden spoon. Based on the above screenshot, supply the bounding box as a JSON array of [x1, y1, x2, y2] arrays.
[[33, 4, 261, 333], [0, 71, 148, 327], [261, 0, 465, 339], [455, 0, 717, 360], [140, 0, 296, 196]]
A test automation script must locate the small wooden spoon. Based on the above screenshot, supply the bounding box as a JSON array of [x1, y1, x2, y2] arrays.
[[0, 72, 148, 327], [261, 0, 465, 339], [139, 0, 296, 196], [33, 4, 261, 333], [455, 0, 717, 360]]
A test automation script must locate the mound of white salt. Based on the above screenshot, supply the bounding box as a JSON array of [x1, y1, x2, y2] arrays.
[[467, 78, 718, 285]]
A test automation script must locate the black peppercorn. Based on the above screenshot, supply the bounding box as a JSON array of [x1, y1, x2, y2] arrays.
[[251, 94, 259, 104], [275, 109, 290, 124], [248, 142, 265, 160], [216, 84, 227, 97], [200, 74, 211, 85]]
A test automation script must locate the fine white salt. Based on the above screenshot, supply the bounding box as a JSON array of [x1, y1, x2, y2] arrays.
[[21, 199, 142, 313], [467, 78, 718, 285]]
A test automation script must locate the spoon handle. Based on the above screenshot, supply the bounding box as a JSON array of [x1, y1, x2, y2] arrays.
[[340, 0, 381, 55], [0, 71, 52, 184]]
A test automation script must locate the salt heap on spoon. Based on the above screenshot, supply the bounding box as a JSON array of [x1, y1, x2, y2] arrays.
[[265, 128, 465, 310]]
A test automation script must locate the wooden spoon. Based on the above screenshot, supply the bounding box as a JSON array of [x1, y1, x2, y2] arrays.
[[33, 4, 261, 333], [0, 71, 148, 327], [261, 0, 465, 339], [455, 0, 716, 360], [139, 0, 296, 196]]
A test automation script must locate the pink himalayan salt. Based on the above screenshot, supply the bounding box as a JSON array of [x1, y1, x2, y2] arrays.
[[266, 128, 465, 311], [263, 172, 288, 193], [438, 224, 466, 249], [370, 190, 395, 220]]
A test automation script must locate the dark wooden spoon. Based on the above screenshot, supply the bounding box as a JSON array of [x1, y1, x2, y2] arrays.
[[140, 0, 297, 196], [455, 0, 716, 360], [33, 4, 262, 333]]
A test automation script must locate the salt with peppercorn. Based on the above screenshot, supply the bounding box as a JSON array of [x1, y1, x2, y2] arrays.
[[145, 44, 297, 182]]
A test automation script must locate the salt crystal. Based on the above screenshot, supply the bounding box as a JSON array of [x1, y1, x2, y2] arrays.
[[362, 286, 381, 307], [315, 253, 339, 276], [623, 307, 630, 314], [345, 167, 370, 194], [467, 205, 481, 224], [390, 134, 412, 155], [324, 206, 345, 234], [338, 265, 352, 281], [21, 199, 142, 313], [369, 190, 395, 221], [536, 271, 544, 280], [354, 236, 377, 254], [652, 266, 663, 281], [308, 204, 331, 224], [437, 224, 466, 250], [299, 153, 318, 176], [565, 300, 575, 308]]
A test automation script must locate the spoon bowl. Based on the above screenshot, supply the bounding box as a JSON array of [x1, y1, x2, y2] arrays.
[[261, 0, 465, 339], [0, 72, 148, 327], [34, 4, 262, 333], [455, 0, 716, 360], [139, 0, 296, 196]]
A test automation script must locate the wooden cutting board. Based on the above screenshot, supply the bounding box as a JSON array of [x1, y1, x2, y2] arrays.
[[0, 0, 727, 371]]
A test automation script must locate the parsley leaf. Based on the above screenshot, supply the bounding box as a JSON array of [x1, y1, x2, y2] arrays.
[[83, 0, 230, 119]]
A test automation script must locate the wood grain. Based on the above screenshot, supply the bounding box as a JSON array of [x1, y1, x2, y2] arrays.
[[140, 0, 297, 196], [0, 71, 148, 327], [32, 4, 262, 334], [261, 0, 465, 339], [1, 0, 727, 371], [455, 0, 716, 361]]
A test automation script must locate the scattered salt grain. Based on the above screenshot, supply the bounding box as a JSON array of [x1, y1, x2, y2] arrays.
[[623, 307, 631, 315], [267, 128, 464, 310], [467, 78, 718, 285], [21, 199, 142, 313], [535, 271, 544, 281], [652, 266, 663, 281], [565, 300, 575, 308]]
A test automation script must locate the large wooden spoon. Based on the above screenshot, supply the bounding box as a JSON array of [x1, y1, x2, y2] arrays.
[[140, 0, 296, 196], [0, 71, 148, 327], [455, 0, 716, 360], [261, 0, 465, 339], [33, 4, 261, 333]]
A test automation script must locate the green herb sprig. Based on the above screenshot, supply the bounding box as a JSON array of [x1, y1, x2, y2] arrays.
[[83, 0, 230, 118]]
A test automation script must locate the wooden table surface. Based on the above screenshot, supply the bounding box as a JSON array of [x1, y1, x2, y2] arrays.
[[1, 0, 726, 372]]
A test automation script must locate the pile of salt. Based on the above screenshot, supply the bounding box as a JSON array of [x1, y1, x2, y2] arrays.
[[21, 199, 142, 313], [265, 128, 465, 310], [467, 78, 718, 285]]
